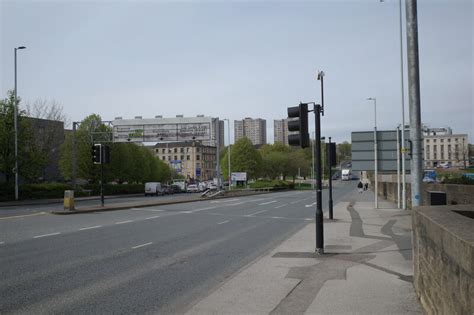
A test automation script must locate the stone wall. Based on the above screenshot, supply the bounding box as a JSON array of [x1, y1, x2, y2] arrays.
[[412, 205, 473, 314], [376, 176, 474, 208]]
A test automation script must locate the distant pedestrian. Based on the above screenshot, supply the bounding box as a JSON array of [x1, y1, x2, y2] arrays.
[[357, 181, 363, 193], [364, 183, 368, 191]]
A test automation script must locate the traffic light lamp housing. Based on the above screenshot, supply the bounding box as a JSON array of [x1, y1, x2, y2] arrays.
[[287, 103, 309, 148], [92, 144, 102, 164], [91, 144, 111, 164]]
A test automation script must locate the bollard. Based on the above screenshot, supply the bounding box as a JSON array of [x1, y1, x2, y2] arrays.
[[64, 190, 75, 211]]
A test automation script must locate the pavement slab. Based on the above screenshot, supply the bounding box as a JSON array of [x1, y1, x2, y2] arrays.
[[186, 190, 423, 315]]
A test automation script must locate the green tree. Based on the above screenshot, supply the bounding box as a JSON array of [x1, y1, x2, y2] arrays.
[[337, 141, 351, 164], [0, 91, 43, 184], [226, 137, 262, 180]]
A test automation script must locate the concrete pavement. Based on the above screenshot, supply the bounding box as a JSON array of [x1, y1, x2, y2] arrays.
[[187, 189, 422, 315]]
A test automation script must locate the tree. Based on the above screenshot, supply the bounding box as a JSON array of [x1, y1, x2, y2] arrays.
[[25, 99, 70, 127], [337, 141, 351, 164], [0, 91, 43, 184], [227, 137, 262, 180]]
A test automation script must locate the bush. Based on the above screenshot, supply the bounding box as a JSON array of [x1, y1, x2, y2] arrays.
[[249, 180, 291, 189], [83, 183, 144, 195], [442, 176, 474, 185]]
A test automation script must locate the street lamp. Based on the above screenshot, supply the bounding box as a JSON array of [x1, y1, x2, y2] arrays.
[[380, 0, 407, 209], [14, 46, 26, 201], [224, 119, 231, 190], [367, 97, 378, 209]]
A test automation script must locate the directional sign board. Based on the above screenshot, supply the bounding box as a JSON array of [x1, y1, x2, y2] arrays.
[[351, 130, 411, 172]]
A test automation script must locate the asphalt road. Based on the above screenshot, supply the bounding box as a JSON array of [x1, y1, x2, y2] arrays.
[[0, 181, 356, 314]]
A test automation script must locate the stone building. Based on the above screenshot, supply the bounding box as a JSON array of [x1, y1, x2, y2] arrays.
[[234, 117, 266, 145]]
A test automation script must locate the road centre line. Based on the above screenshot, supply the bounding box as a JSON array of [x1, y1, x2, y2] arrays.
[[33, 232, 60, 239], [290, 200, 301, 204], [145, 215, 160, 220], [0, 212, 47, 220], [217, 220, 229, 225], [210, 198, 240, 204], [79, 225, 102, 231], [274, 204, 288, 209], [259, 200, 277, 205], [246, 209, 268, 217], [115, 220, 133, 225], [271, 217, 284, 219], [0, 241, 4, 245], [191, 206, 217, 213], [305, 202, 317, 207], [224, 202, 245, 206], [131, 242, 152, 249]]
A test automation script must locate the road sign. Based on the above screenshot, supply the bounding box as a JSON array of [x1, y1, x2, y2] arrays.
[[351, 130, 411, 172]]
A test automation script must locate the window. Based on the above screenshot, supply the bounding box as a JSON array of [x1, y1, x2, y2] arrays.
[[162, 148, 166, 153], [448, 138, 451, 142], [440, 139, 444, 143], [180, 148, 184, 153], [186, 148, 190, 153], [174, 155, 178, 160], [180, 155, 184, 160], [197, 155, 200, 160], [168, 156, 171, 161], [197, 148, 201, 153], [174, 148, 177, 153], [162, 156, 166, 160], [155, 149, 159, 153], [433, 139, 437, 143], [426, 139, 430, 143], [187, 155, 190, 160]]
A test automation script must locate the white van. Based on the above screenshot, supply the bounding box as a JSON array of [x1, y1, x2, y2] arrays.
[[144, 182, 164, 196]]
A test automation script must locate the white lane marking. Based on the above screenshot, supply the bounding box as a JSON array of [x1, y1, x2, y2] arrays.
[[259, 200, 277, 205], [290, 200, 301, 204], [217, 220, 229, 225], [191, 206, 217, 213], [181, 211, 192, 214], [115, 220, 133, 225], [210, 198, 240, 204], [224, 202, 245, 206], [0, 241, 5, 245], [274, 204, 288, 209], [305, 202, 317, 207], [79, 225, 102, 231], [132, 208, 165, 212], [246, 209, 268, 217], [0, 211, 47, 220], [271, 216, 284, 219], [131, 242, 152, 249], [33, 232, 60, 239], [145, 215, 160, 220], [305, 218, 313, 221]]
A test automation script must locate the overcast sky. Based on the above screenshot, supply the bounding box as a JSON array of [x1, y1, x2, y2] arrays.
[[1, 0, 472, 145]]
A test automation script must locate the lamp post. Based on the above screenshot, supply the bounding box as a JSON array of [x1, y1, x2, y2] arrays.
[[224, 119, 231, 190], [380, 0, 407, 209], [367, 97, 378, 209], [14, 46, 26, 201]]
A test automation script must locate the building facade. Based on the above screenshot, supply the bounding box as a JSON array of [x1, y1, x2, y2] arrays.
[[234, 117, 267, 145], [423, 133, 469, 168], [153, 141, 217, 181], [273, 118, 298, 145]]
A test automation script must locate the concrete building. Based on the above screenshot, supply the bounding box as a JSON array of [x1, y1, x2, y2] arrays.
[[113, 115, 224, 150], [273, 118, 298, 145], [234, 117, 266, 145], [153, 141, 217, 181], [423, 132, 469, 168]]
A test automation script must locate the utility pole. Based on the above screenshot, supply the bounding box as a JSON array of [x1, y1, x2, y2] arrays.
[[72, 122, 77, 190], [406, 0, 423, 207], [314, 104, 323, 254], [328, 137, 334, 219]]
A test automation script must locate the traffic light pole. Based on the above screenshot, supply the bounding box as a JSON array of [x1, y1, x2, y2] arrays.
[[314, 104, 324, 255], [328, 137, 333, 220], [100, 160, 104, 207]]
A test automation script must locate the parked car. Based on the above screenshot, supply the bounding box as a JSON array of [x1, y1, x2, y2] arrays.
[[170, 184, 182, 193], [144, 182, 164, 196], [209, 183, 217, 191], [186, 184, 199, 193], [162, 185, 174, 195]]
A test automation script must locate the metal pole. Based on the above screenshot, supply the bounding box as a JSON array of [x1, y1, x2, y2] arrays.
[[368, 98, 379, 209], [396, 126, 401, 208], [215, 118, 221, 189], [328, 137, 333, 219], [226, 119, 231, 190], [399, 0, 407, 210], [315, 104, 324, 254], [72, 122, 77, 190], [312, 132, 315, 189], [100, 154, 104, 207], [14, 48, 19, 200], [406, 0, 423, 207]]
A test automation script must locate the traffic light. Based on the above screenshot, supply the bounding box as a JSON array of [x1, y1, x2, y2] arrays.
[[102, 145, 111, 164], [327, 142, 337, 166], [92, 144, 102, 164], [287, 103, 309, 148]]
